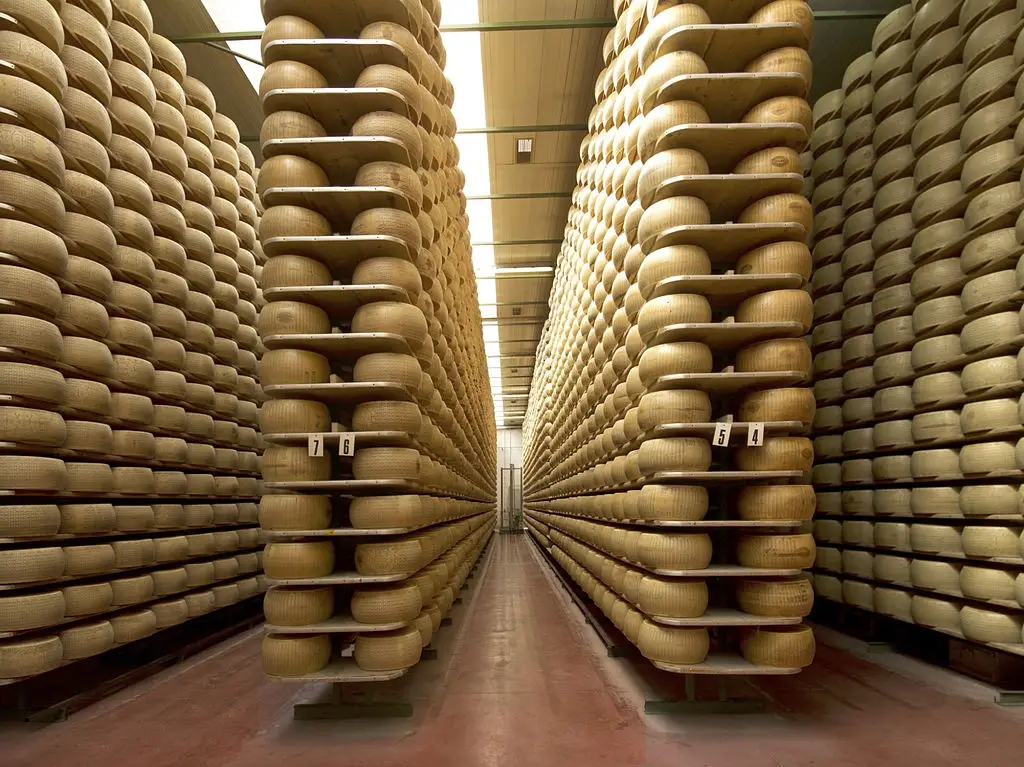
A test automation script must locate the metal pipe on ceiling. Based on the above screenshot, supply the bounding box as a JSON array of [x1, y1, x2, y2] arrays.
[[201, 41, 265, 67], [168, 11, 889, 45]]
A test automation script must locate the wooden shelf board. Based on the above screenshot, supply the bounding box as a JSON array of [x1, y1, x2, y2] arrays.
[[261, 88, 411, 134], [262, 284, 412, 316], [653, 656, 801, 675], [264, 616, 408, 634], [262, 382, 416, 405], [645, 222, 806, 262], [656, 123, 809, 173], [261, 332, 412, 356], [262, 234, 412, 264], [649, 173, 804, 218], [262, 39, 415, 86], [651, 273, 806, 303], [262, 137, 411, 183], [657, 23, 809, 73], [261, 186, 413, 227], [649, 320, 806, 348], [649, 608, 804, 628], [651, 370, 808, 395], [654, 72, 808, 122], [266, 658, 410, 683]]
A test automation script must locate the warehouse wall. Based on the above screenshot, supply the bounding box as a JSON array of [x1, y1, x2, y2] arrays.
[[497, 429, 523, 530]]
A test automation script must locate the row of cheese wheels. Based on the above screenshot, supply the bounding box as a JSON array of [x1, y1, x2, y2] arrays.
[[0, 528, 263, 586], [813, 439, 1024, 486], [535, 521, 816, 669], [260, 444, 485, 499], [265, 518, 494, 631], [816, 485, 1024, 518], [530, 516, 815, 621], [0, 572, 268, 681], [0, 546, 265, 634], [257, 6, 495, 473], [816, 546, 1024, 608], [815, 573, 1024, 645], [528, 482, 817, 523], [258, 492, 491, 534], [539, 434, 815, 498], [816, 398, 1024, 459], [260, 520, 494, 676], [258, 399, 488, 491], [815, 518, 1024, 560], [0, 456, 262, 496], [527, 508, 816, 572], [522, 3, 817, 487], [0, 500, 260, 540], [262, 510, 494, 580]]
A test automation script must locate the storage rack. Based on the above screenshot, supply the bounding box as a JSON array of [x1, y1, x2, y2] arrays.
[[255, 0, 497, 699], [522, 0, 820, 675], [0, 0, 268, 684], [809, 0, 1024, 654]]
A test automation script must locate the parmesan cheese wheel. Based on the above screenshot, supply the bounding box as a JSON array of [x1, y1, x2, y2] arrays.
[[262, 634, 331, 677], [741, 625, 814, 668]]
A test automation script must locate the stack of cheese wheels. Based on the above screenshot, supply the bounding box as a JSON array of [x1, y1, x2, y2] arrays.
[[519, 0, 817, 674], [0, 3, 268, 685], [809, 2, 1024, 649], [256, 0, 497, 680]]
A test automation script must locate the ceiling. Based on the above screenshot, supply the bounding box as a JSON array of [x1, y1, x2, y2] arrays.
[[147, 0, 906, 430]]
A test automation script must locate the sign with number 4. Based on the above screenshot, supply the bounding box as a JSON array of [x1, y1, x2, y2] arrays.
[[747, 423, 764, 447], [308, 434, 325, 457], [338, 432, 355, 457], [712, 421, 732, 447]]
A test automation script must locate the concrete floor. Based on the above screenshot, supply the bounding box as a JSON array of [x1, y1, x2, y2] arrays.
[[2, 534, 1023, 767]]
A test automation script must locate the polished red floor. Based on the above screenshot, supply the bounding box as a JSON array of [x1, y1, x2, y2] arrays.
[[2, 535, 1022, 767]]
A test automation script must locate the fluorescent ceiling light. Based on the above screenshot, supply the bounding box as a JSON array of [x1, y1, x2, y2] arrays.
[[200, 1, 265, 90]]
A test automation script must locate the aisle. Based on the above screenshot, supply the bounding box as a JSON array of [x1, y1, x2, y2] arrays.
[[0, 535, 645, 767], [3, 534, 1024, 767]]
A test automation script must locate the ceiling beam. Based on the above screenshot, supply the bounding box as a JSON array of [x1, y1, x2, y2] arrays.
[[457, 124, 586, 135], [473, 239, 561, 247], [466, 192, 572, 201]]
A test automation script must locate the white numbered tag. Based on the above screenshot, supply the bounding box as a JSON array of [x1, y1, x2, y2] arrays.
[[712, 421, 732, 447], [337, 432, 356, 457], [747, 422, 765, 447], [308, 434, 325, 457]]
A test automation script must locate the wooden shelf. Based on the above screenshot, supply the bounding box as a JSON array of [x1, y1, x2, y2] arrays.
[[650, 470, 806, 485], [657, 23, 809, 73], [263, 285, 412, 316], [649, 173, 804, 218], [262, 382, 416, 405], [261, 186, 413, 226], [649, 421, 806, 441], [655, 123, 809, 174], [266, 571, 410, 587], [645, 222, 806, 262], [654, 72, 808, 122], [262, 39, 416, 86], [262, 137, 412, 183], [263, 430, 415, 448], [262, 234, 413, 264], [266, 658, 410, 683], [652, 370, 808, 395], [262, 332, 412, 356], [524, 507, 806, 529], [653, 655, 801, 675], [262, 88, 413, 134], [649, 608, 803, 628], [649, 320, 806, 348], [264, 616, 408, 635]]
